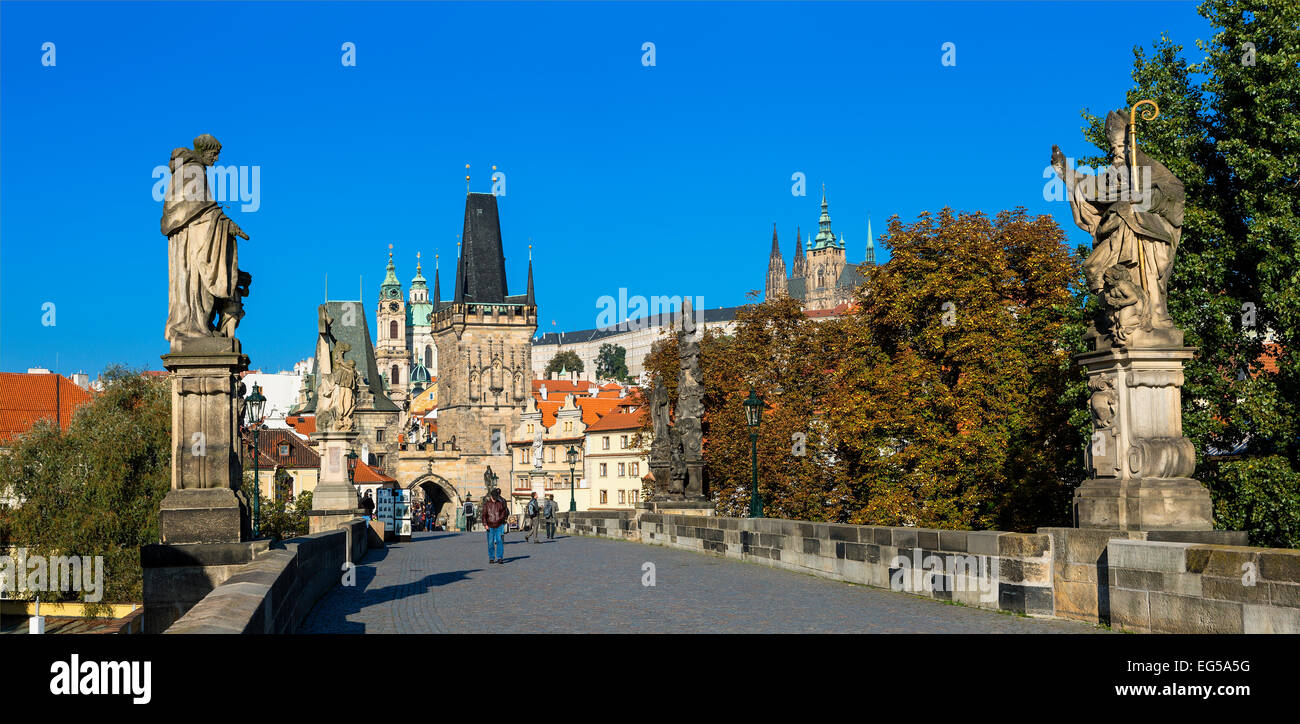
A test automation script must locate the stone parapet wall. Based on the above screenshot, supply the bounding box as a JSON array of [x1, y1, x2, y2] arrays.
[[1105, 540, 1300, 633], [165, 518, 369, 634], [557, 511, 1300, 632], [558, 512, 1052, 617]]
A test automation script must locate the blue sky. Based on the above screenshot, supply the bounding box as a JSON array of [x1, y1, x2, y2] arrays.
[[0, 1, 1212, 376]]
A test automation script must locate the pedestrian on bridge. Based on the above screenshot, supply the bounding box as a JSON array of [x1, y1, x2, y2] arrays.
[[462, 498, 476, 532], [482, 487, 509, 564], [524, 492, 543, 544], [543, 494, 558, 540]]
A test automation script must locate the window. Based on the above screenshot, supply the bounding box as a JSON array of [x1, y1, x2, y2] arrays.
[[618, 490, 626, 504], [391, 365, 400, 384], [602, 436, 610, 450], [631, 490, 639, 504], [424, 345, 432, 368], [621, 435, 629, 449], [547, 447, 555, 463], [278, 443, 290, 457], [630, 462, 639, 477], [375, 429, 385, 442], [490, 428, 504, 454], [527, 424, 534, 433], [599, 490, 608, 504], [599, 463, 607, 477], [374, 453, 385, 467], [389, 320, 398, 339], [618, 462, 626, 477]]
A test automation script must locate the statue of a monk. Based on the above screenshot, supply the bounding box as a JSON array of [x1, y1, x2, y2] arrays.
[[163, 134, 251, 349], [1052, 110, 1185, 348]]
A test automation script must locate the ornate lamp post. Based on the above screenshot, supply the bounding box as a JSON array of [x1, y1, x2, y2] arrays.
[[566, 445, 579, 512], [743, 389, 764, 518], [244, 383, 267, 536], [346, 449, 358, 484]]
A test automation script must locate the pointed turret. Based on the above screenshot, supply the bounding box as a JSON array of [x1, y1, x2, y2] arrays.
[[526, 245, 535, 306], [379, 247, 402, 300], [433, 253, 441, 304]]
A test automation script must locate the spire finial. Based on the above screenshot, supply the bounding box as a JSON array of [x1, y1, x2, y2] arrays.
[[465, 163, 471, 192]]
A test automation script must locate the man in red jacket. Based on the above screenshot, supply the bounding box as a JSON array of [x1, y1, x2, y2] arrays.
[[482, 488, 509, 564]]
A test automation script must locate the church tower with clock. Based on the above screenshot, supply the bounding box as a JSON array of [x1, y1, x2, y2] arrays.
[[375, 248, 411, 405]]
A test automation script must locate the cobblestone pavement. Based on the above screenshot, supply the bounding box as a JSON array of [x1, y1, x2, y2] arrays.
[[300, 530, 1106, 634]]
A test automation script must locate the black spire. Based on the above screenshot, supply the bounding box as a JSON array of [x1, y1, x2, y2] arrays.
[[455, 193, 509, 303], [433, 253, 442, 304], [526, 252, 535, 306]]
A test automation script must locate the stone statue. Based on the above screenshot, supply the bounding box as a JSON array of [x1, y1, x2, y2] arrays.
[[163, 134, 252, 349], [483, 466, 495, 490], [1102, 264, 1150, 346], [1088, 375, 1117, 429], [649, 376, 672, 465], [532, 429, 544, 470], [1052, 109, 1185, 349], [314, 306, 358, 432], [675, 326, 705, 498]]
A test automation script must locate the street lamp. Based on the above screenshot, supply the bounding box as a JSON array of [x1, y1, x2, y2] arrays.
[[346, 449, 358, 484], [245, 383, 267, 536], [743, 389, 764, 518], [566, 445, 579, 512]]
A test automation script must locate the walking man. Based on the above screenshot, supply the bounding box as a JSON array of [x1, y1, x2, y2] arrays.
[[462, 497, 475, 532], [524, 492, 542, 544], [543, 494, 558, 540], [482, 487, 509, 564]]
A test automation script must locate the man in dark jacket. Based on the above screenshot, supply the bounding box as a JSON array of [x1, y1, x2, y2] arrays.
[[542, 494, 558, 539], [462, 498, 476, 532], [482, 488, 509, 564]]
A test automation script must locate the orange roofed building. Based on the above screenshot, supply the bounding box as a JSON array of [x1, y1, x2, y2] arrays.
[[0, 371, 95, 450]]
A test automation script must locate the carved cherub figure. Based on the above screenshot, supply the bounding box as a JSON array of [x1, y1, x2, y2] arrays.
[[1102, 264, 1150, 345]]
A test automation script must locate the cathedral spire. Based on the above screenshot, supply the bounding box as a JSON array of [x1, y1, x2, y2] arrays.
[[769, 223, 781, 258], [379, 243, 401, 299], [433, 252, 441, 303], [866, 216, 877, 266], [812, 188, 837, 250], [791, 226, 806, 278]]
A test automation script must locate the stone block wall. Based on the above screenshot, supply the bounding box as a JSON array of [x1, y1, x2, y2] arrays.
[[1106, 540, 1300, 633], [558, 512, 1053, 617], [165, 517, 368, 634]]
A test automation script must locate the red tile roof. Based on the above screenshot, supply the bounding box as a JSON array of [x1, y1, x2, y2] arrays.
[[286, 415, 317, 436], [0, 372, 94, 444], [352, 461, 396, 483], [241, 428, 320, 468], [585, 409, 646, 432]]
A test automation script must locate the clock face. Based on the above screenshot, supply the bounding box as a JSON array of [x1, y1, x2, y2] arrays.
[[389, 302, 399, 312]]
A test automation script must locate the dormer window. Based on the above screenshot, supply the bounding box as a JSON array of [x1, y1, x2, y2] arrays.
[[278, 443, 290, 457]]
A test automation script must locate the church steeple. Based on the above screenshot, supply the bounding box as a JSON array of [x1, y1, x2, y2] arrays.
[[765, 223, 788, 300], [811, 186, 839, 250], [791, 226, 806, 278], [433, 253, 441, 304], [866, 216, 877, 266], [379, 245, 402, 300]]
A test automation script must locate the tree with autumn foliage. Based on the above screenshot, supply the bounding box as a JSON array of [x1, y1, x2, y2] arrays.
[[823, 209, 1083, 531]]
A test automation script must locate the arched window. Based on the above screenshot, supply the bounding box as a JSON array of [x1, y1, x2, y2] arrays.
[[391, 365, 399, 384], [424, 345, 433, 368], [389, 320, 398, 339]]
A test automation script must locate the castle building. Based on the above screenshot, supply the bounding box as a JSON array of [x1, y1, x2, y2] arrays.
[[765, 190, 876, 312]]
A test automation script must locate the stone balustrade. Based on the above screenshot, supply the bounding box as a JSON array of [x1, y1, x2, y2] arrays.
[[557, 510, 1300, 632]]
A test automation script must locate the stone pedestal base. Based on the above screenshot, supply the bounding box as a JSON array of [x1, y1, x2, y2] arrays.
[[642, 500, 715, 516], [1074, 477, 1213, 531], [140, 539, 269, 633], [159, 487, 249, 544], [309, 507, 361, 535]]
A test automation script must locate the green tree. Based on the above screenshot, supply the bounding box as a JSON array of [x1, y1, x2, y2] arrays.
[[595, 343, 630, 382], [1079, 2, 1300, 546], [0, 366, 171, 614], [544, 350, 584, 378]]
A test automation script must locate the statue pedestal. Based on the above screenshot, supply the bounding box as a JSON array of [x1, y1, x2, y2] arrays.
[[1074, 345, 1211, 531], [309, 430, 362, 534], [159, 343, 250, 544]]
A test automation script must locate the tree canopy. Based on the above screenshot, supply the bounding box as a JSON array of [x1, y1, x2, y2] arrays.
[[544, 350, 584, 378]]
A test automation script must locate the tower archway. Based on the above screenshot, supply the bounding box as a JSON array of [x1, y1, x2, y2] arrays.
[[408, 473, 462, 530]]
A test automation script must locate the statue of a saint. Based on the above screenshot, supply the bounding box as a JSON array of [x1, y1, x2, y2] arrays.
[[163, 134, 252, 348], [532, 430, 544, 470], [1052, 109, 1185, 347], [313, 305, 358, 432]]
